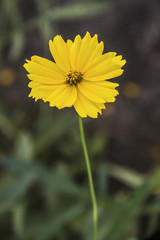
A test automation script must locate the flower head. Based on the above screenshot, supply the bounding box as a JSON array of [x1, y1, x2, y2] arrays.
[[23, 32, 126, 118]]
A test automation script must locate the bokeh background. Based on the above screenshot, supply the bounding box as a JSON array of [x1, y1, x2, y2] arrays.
[[0, 0, 160, 239]]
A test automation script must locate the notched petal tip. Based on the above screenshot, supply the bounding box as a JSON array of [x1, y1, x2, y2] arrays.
[[84, 31, 91, 38], [49, 39, 52, 45], [53, 35, 64, 43], [67, 39, 73, 44], [117, 55, 122, 60], [23, 59, 29, 68], [23, 62, 29, 70], [31, 55, 41, 62], [98, 105, 106, 115], [99, 40, 104, 50], [23, 63, 26, 68], [114, 83, 119, 88], [93, 33, 98, 40], [49, 40, 53, 49], [28, 92, 32, 98], [73, 34, 81, 43], [121, 59, 126, 67]]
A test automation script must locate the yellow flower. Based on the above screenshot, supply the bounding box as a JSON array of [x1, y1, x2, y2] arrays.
[[23, 32, 126, 118]]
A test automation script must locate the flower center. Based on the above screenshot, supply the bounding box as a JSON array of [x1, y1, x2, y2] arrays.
[[66, 71, 83, 86]]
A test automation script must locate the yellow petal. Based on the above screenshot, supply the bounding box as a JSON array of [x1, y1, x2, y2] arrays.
[[78, 81, 105, 103], [28, 81, 40, 88], [84, 52, 117, 72], [45, 84, 77, 108], [27, 74, 65, 84], [98, 103, 106, 115], [78, 80, 119, 103], [85, 63, 120, 77], [67, 39, 73, 49], [45, 84, 67, 104], [76, 32, 98, 71], [82, 41, 104, 72], [93, 80, 119, 89], [84, 54, 125, 81], [85, 69, 124, 81], [24, 60, 65, 80], [79, 33, 99, 71], [49, 35, 71, 72], [76, 32, 91, 70], [70, 35, 81, 70], [52, 85, 77, 109], [31, 55, 64, 74], [74, 90, 105, 118], [28, 82, 60, 102], [85, 56, 126, 77]]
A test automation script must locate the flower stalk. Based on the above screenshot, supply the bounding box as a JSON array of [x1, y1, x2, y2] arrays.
[[78, 116, 98, 240]]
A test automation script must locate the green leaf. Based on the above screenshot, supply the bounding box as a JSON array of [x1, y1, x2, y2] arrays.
[[9, 30, 25, 61], [0, 106, 17, 139], [2, 156, 86, 198], [0, 171, 35, 213], [45, 2, 111, 21], [108, 163, 144, 188], [34, 112, 76, 155], [12, 203, 26, 240], [14, 131, 34, 162], [99, 170, 160, 240], [28, 204, 84, 240]]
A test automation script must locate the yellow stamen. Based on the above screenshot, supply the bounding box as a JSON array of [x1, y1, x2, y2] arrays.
[[66, 71, 83, 85]]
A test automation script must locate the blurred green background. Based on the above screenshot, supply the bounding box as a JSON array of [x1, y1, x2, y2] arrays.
[[0, 0, 160, 239]]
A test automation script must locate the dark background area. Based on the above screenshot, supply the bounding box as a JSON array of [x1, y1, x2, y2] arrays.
[[0, 0, 160, 240]]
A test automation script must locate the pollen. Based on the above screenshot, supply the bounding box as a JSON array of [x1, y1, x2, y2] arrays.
[[66, 71, 83, 85]]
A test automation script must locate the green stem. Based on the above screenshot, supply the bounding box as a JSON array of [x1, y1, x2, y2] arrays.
[[78, 116, 98, 240]]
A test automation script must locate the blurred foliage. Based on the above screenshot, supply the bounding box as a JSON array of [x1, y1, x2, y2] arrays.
[[0, 0, 160, 239], [1, 102, 160, 240], [0, 0, 111, 62]]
